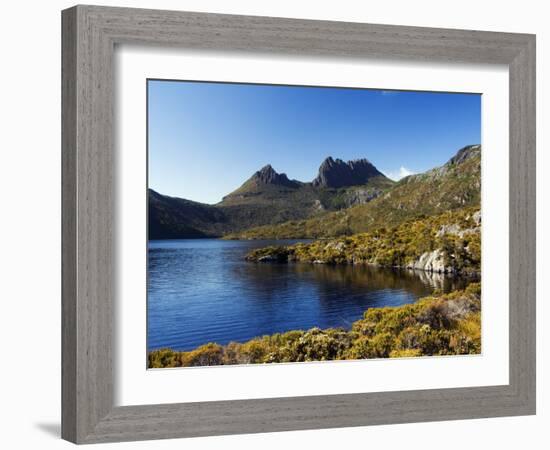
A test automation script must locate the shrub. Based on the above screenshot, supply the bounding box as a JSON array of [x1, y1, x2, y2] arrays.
[[344, 332, 395, 359], [237, 339, 270, 364], [148, 348, 180, 368], [180, 343, 224, 367], [389, 348, 423, 358]]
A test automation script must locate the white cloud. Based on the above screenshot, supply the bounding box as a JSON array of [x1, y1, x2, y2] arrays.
[[385, 166, 415, 181]]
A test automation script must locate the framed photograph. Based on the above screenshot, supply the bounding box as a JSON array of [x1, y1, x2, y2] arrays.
[[62, 5, 536, 444]]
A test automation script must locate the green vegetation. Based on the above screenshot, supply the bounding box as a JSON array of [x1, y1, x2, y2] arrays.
[[245, 206, 481, 275], [148, 283, 481, 368]]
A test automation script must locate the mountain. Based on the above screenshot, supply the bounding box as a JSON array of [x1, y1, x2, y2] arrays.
[[220, 159, 392, 207], [149, 157, 394, 239], [149, 145, 480, 240], [227, 145, 481, 239], [312, 157, 384, 188], [239, 164, 301, 189], [220, 164, 303, 205], [148, 189, 228, 239], [447, 144, 480, 165]]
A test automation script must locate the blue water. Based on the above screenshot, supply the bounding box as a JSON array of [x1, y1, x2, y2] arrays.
[[147, 239, 471, 352]]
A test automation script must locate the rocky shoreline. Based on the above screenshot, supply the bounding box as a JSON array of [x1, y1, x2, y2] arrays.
[[245, 207, 481, 277], [246, 248, 480, 277]]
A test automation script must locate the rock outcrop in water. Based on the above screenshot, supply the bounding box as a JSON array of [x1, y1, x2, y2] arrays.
[[407, 249, 447, 273]]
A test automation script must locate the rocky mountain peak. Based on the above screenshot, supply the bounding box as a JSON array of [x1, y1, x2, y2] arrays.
[[312, 156, 385, 188], [255, 164, 277, 181], [447, 145, 481, 166], [251, 164, 298, 187]]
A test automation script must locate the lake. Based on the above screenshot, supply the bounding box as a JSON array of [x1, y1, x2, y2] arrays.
[[147, 239, 473, 352]]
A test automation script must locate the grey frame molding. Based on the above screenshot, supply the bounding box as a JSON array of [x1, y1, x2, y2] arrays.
[[62, 5, 536, 444]]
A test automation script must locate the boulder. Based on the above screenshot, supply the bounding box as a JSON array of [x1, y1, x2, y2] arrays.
[[410, 249, 448, 273]]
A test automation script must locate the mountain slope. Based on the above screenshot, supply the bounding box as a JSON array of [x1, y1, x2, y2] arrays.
[[217, 164, 322, 222], [221, 164, 302, 204], [148, 189, 229, 239], [227, 145, 481, 239]]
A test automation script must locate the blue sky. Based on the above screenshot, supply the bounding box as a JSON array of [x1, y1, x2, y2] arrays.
[[148, 80, 481, 204]]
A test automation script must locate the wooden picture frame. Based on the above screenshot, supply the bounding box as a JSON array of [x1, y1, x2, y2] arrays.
[[62, 5, 536, 444]]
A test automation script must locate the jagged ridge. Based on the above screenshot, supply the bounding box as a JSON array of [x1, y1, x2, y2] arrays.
[[252, 164, 301, 187], [312, 157, 384, 188]]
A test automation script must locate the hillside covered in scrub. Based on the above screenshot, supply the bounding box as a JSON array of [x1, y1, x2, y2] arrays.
[[148, 283, 481, 368], [245, 206, 481, 275], [226, 145, 481, 239]]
